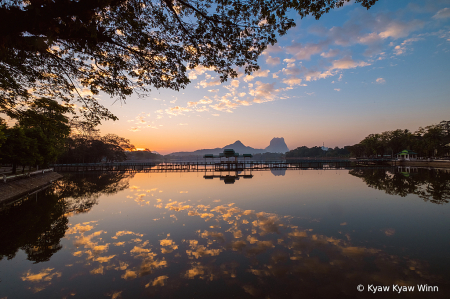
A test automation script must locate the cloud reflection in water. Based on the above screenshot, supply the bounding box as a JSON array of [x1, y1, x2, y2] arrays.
[[51, 194, 443, 298]]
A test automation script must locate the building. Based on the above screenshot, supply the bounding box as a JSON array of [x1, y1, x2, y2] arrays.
[[396, 150, 418, 161]]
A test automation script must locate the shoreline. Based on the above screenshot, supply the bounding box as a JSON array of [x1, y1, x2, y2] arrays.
[[0, 172, 63, 205], [387, 161, 450, 168]]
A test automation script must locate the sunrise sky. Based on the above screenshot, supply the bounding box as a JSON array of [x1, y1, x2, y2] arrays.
[[96, 0, 450, 154]]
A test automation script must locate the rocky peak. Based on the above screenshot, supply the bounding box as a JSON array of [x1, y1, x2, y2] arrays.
[[231, 140, 244, 146], [265, 137, 289, 153]]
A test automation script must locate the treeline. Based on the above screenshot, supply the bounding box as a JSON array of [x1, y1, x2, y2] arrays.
[[346, 120, 450, 158], [126, 149, 163, 161], [286, 146, 349, 158], [252, 152, 285, 161], [57, 123, 134, 164], [0, 98, 138, 173]]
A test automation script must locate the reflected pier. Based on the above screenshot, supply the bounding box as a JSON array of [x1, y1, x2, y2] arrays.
[[204, 170, 254, 184]]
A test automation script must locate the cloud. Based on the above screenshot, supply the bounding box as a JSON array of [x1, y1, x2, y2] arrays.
[[393, 45, 404, 55], [199, 97, 213, 104], [262, 44, 283, 55], [393, 37, 422, 55], [433, 7, 450, 19], [303, 56, 370, 82], [311, 9, 425, 57], [334, 88, 341, 91], [282, 77, 303, 87], [210, 99, 239, 112], [286, 42, 326, 60], [199, 79, 221, 88], [265, 56, 280, 66], [187, 97, 213, 108], [331, 56, 370, 70], [283, 58, 296, 63], [320, 49, 340, 58], [243, 69, 270, 82], [308, 25, 328, 36], [378, 20, 424, 39], [250, 81, 280, 103], [282, 64, 302, 76], [165, 106, 191, 116], [195, 106, 209, 112], [188, 65, 210, 79], [375, 78, 386, 84]]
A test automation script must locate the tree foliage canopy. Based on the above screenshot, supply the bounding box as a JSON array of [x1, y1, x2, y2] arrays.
[[0, 0, 377, 123], [57, 126, 135, 163], [0, 98, 71, 172], [347, 120, 450, 158], [286, 145, 349, 158]]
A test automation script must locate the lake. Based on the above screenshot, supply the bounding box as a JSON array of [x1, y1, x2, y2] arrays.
[[1, 167, 449, 298]]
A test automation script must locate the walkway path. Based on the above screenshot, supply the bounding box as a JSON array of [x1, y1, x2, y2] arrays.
[[0, 172, 62, 204]]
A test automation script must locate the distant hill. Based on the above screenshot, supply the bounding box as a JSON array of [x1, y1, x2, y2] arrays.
[[265, 137, 289, 153], [168, 138, 289, 156]]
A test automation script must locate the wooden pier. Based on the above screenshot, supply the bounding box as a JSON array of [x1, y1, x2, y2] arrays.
[[52, 159, 392, 173]]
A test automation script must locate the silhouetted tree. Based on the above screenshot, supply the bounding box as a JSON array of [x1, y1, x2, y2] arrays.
[[0, 118, 6, 150], [0, 98, 71, 171], [349, 121, 450, 158], [0, 126, 37, 173], [15, 98, 72, 167]]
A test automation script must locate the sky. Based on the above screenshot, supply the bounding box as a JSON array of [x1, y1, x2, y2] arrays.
[[96, 0, 450, 154]]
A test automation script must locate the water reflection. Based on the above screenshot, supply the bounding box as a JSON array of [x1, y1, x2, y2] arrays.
[[0, 172, 133, 263], [204, 171, 254, 184], [54, 198, 446, 298], [350, 167, 450, 204], [0, 188, 67, 263], [270, 168, 286, 176], [55, 171, 134, 213], [1, 169, 449, 298]]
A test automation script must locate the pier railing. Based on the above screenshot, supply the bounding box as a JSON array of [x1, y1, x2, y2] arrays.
[[2, 168, 54, 183]]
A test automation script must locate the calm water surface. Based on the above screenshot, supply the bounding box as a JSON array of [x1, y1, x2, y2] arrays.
[[1, 168, 449, 298]]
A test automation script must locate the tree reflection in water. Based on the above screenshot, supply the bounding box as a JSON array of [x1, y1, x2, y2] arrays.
[[349, 168, 450, 204], [0, 171, 133, 263]]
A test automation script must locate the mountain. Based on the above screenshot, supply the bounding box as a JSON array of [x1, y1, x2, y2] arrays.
[[168, 138, 289, 156], [222, 140, 265, 154], [264, 137, 289, 153]]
